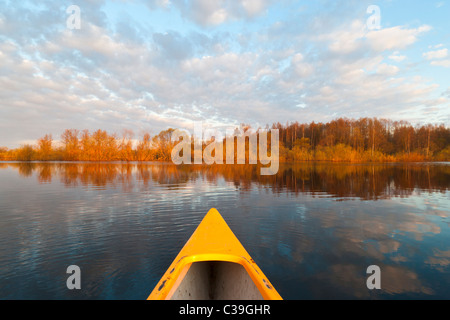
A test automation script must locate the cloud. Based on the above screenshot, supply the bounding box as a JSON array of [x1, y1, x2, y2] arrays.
[[289, 53, 314, 78], [430, 43, 444, 49], [0, 0, 449, 148], [366, 25, 432, 52], [377, 63, 400, 76], [388, 51, 407, 62], [173, 0, 273, 26], [423, 47, 450, 68], [430, 60, 450, 68], [153, 31, 194, 60], [318, 20, 431, 55], [426, 249, 450, 272], [423, 48, 448, 60], [315, 264, 434, 298], [318, 20, 366, 54]]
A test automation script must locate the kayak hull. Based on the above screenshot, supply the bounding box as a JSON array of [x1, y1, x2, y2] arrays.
[[148, 208, 282, 300]]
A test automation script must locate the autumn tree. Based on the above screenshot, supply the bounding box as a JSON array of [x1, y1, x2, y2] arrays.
[[91, 129, 118, 161], [118, 129, 135, 161], [136, 132, 154, 161], [37, 134, 53, 161], [0, 147, 9, 160], [152, 129, 175, 161], [16, 144, 35, 161], [61, 129, 80, 161], [80, 130, 93, 161]]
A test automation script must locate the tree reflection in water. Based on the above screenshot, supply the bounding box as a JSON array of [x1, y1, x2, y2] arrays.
[[8, 162, 449, 200]]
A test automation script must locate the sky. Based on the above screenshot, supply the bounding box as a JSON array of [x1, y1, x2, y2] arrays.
[[0, 0, 449, 148]]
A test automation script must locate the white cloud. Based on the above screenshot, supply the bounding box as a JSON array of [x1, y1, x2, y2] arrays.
[[377, 63, 400, 76], [430, 43, 444, 49], [423, 48, 448, 60], [290, 53, 313, 77], [241, 0, 270, 16], [366, 25, 432, 52], [174, 0, 273, 26], [321, 20, 366, 54], [157, 0, 171, 8], [388, 52, 407, 62], [319, 21, 431, 55], [431, 60, 450, 68], [0, 1, 448, 148]]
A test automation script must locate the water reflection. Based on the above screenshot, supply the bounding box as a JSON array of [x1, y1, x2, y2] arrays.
[[3, 162, 449, 200], [0, 162, 449, 299]]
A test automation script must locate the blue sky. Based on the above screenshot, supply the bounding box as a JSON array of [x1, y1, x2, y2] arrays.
[[0, 0, 449, 147]]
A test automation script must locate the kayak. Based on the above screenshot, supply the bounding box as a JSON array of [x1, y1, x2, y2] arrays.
[[148, 208, 282, 300]]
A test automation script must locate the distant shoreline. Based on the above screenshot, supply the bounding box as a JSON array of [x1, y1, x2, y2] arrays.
[[1, 160, 449, 165], [1, 118, 449, 162]]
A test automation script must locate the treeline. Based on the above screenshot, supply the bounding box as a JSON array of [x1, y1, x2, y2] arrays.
[[275, 118, 450, 162], [0, 118, 449, 162], [0, 128, 176, 162]]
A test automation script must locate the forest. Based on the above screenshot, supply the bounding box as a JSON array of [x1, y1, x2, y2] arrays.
[[0, 118, 449, 162]]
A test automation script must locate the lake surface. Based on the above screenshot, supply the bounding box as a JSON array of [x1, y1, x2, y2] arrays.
[[0, 162, 449, 300]]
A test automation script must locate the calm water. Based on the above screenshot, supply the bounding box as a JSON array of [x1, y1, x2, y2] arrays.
[[0, 162, 449, 300]]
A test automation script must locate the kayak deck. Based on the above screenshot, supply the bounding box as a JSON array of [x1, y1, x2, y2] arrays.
[[148, 208, 282, 300]]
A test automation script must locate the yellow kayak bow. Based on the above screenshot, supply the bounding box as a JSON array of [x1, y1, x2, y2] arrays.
[[148, 208, 282, 300]]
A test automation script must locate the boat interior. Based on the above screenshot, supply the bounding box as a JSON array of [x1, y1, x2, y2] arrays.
[[170, 261, 264, 300]]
